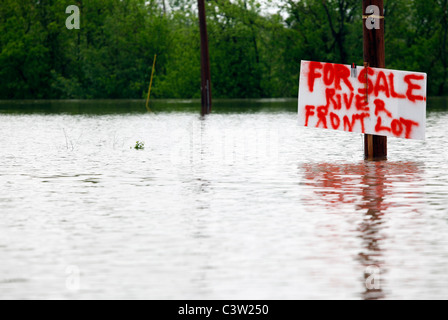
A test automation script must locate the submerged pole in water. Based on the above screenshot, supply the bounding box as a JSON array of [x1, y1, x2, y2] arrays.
[[146, 54, 157, 113], [198, 0, 212, 115], [363, 0, 387, 160]]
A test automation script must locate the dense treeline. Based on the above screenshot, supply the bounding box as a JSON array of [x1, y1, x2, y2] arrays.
[[0, 0, 447, 99]]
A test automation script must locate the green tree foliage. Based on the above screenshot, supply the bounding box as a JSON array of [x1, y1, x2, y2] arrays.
[[0, 0, 447, 99], [384, 0, 448, 95]]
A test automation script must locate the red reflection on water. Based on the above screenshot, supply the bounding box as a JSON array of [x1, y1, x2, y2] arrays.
[[301, 161, 423, 300], [302, 161, 423, 208]]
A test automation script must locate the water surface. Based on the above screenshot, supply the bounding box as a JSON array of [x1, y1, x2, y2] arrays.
[[0, 99, 447, 299]]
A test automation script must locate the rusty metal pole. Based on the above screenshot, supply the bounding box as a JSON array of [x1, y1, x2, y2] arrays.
[[363, 0, 387, 160], [198, 0, 212, 116]]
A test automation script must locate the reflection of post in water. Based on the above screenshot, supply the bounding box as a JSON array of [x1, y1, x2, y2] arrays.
[[301, 161, 423, 300], [358, 161, 387, 300], [358, 161, 422, 300]]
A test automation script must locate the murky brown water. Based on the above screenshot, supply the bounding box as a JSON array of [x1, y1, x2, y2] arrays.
[[0, 100, 447, 299]]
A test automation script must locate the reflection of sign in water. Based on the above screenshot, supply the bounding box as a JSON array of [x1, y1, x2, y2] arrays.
[[301, 161, 423, 300], [301, 161, 423, 208], [298, 61, 427, 140]]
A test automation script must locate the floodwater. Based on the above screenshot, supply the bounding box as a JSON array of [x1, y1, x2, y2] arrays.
[[0, 99, 447, 300]]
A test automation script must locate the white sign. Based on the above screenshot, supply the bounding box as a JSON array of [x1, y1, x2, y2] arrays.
[[298, 60, 427, 140]]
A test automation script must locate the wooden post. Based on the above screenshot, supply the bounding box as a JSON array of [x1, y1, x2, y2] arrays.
[[198, 0, 212, 116], [363, 0, 387, 160], [145, 54, 157, 113]]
